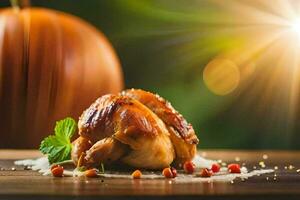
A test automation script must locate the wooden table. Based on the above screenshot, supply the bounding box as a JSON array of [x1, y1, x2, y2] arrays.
[[0, 150, 299, 200]]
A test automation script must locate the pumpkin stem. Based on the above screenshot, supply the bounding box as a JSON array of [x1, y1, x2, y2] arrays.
[[10, 0, 30, 10]]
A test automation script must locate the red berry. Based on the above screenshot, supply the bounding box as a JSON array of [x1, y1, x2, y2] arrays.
[[171, 167, 177, 178], [85, 168, 98, 178], [211, 163, 220, 173], [228, 163, 241, 173], [183, 161, 195, 174], [51, 165, 64, 177], [132, 170, 142, 179], [162, 167, 174, 178], [199, 168, 213, 177]]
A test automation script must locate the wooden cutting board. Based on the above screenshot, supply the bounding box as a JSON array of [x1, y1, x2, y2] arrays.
[[0, 150, 299, 200]]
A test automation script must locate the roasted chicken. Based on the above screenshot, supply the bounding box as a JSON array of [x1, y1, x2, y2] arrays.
[[71, 89, 199, 169]]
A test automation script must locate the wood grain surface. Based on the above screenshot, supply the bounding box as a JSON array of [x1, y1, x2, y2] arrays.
[[0, 150, 299, 200]]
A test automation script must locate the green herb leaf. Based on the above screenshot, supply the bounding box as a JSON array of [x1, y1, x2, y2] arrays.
[[39, 117, 76, 164]]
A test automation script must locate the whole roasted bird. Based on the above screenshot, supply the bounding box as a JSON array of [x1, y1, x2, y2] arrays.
[[72, 89, 199, 169]]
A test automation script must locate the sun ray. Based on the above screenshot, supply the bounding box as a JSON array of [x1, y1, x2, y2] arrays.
[[121, 0, 300, 142], [213, 0, 292, 26]]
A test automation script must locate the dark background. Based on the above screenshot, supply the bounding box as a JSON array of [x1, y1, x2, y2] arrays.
[[1, 0, 299, 149]]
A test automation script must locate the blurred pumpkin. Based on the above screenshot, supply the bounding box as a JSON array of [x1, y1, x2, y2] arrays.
[[0, 7, 123, 148]]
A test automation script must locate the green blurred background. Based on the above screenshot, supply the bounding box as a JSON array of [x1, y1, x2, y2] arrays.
[[2, 0, 299, 149]]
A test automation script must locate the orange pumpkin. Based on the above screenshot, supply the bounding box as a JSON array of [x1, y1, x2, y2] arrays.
[[0, 8, 123, 148]]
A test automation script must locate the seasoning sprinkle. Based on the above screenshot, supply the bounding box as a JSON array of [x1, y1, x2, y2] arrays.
[[284, 166, 288, 170], [274, 166, 278, 170], [262, 154, 268, 160], [235, 157, 240, 162], [253, 166, 257, 169], [11, 167, 16, 171], [259, 161, 266, 168], [230, 180, 234, 184], [288, 165, 295, 170], [296, 169, 300, 173], [24, 166, 31, 170], [266, 177, 269, 181]]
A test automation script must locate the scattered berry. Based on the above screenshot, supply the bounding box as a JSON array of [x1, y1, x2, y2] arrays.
[[228, 163, 241, 173], [211, 163, 220, 173], [132, 170, 142, 179], [162, 167, 174, 178], [199, 168, 213, 177], [171, 167, 177, 178], [85, 168, 98, 178], [183, 161, 195, 174], [51, 165, 64, 177]]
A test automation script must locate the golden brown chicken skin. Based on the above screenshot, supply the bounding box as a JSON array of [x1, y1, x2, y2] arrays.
[[122, 89, 199, 165], [71, 89, 199, 169], [73, 94, 175, 169]]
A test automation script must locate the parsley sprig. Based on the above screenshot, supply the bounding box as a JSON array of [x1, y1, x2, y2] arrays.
[[39, 117, 76, 164]]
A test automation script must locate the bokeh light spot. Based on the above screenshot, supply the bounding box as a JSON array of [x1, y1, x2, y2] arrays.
[[203, 58, 240, 96]]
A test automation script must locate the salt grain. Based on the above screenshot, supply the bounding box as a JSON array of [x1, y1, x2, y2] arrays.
[[235, 157, 240, 162], [288, 165, 295, 170], [192, 155, 216, 168], [259, 161, 266, 168], [24, 166, 31, 170], [201, 152, 207, 157]]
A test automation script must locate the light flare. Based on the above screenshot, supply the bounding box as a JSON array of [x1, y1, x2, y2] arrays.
[[289, 18, 300, 39]]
